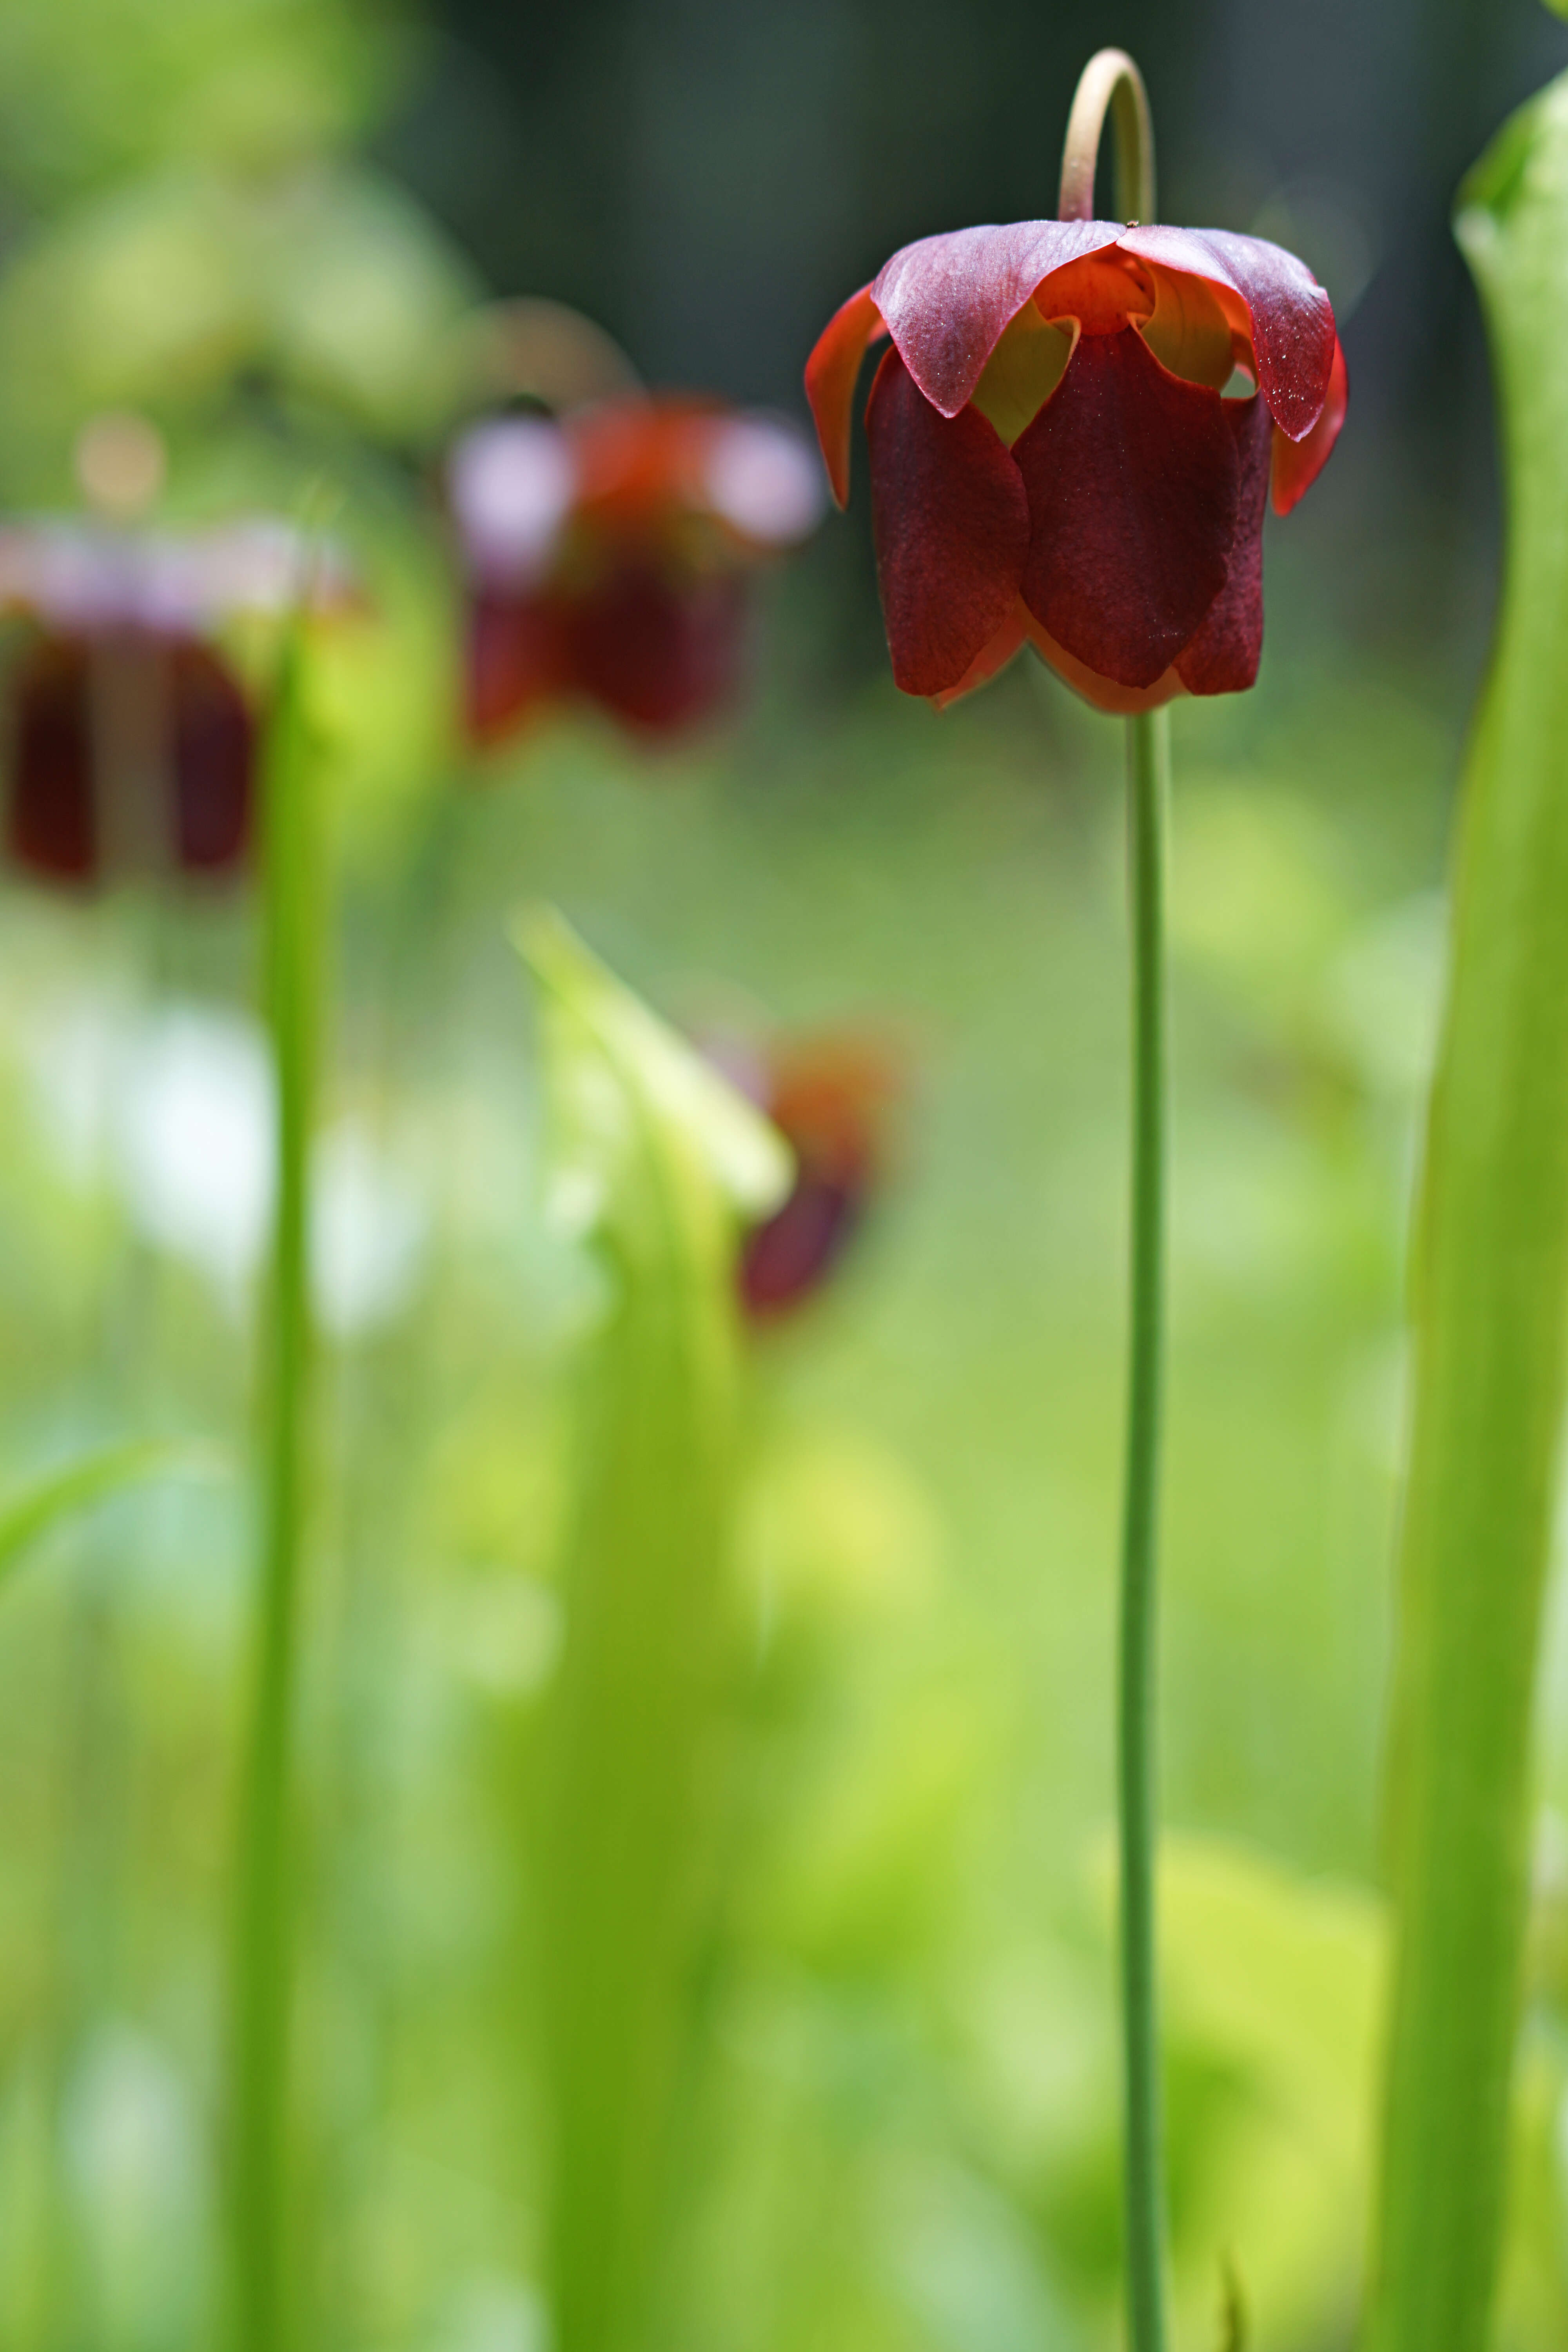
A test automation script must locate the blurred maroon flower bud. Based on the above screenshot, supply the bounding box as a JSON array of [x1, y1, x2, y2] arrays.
[[807, 222, 1346, 710], [0, 514, 348, 887], [448, 393, 825, 746], [715, 1035, 899, 1322]]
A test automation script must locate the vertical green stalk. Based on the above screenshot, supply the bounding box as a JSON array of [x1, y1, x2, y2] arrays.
[[1365, 73, 1568, 2352], [1120, 706, 1170, 2352], [1059, 53, 1170, 2352], [230, 625, 320, 2352]]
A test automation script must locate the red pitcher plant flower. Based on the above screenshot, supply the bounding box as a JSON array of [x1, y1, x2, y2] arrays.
[[0, 419, 347, 885], [704, 1029, 899, 1320], [807, 199, 1346, 710], [805, 52, 1348, 2352], [449, 390, 824, 743]]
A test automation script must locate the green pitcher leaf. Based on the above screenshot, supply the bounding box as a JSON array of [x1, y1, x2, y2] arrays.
[[518, 903, 791, 1250], [1365, 69, 1568, 2352], [517, 906, 788, 2352]]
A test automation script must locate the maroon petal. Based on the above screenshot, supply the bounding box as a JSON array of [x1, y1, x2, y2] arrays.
[[1272, 334, 1348, 514], [1022, 607, 1186, 715], [564, 563, 748, 734], [740, 1178, 862, 1318], [171, 641, 253, 875], [465, 587, 567, 745], [804, 285, 886, 507], [865, 347, 1029, 698], [1014, 328, 1240, 691], [928, 603, 1031, 709], [8, 634, 96, 883], [871, 220, 1121, 418], [1176, 394, 1274, 697], [1119, 226, 1336, 441]]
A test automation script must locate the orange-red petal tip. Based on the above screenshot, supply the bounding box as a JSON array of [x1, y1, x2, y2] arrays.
[[804, 286, 885, 507], [1271, 336, 1348, 515]]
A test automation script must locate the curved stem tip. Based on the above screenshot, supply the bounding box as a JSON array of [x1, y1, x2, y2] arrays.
[[1058, 47, 1156, 227]]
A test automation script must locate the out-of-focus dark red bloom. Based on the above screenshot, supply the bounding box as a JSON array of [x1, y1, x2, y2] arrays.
[[717, 1036, 898, 1321], [806, 222, 1346, 710], [0, 518, 332, 886], [448, 396, 824, 745]]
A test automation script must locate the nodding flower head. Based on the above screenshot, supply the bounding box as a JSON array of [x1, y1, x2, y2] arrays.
[[448, 391, 825, 745], [806, 218, 1345, 711], [0, 500, 349, 888]]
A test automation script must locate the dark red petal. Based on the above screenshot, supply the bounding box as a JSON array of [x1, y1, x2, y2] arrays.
[[1022, 606, 1186, 714], [804, 285, 886, 507], [171, 641, 253, 875], [929, 604, 1030, 709], [465, 588, 566, 744], [1272, 334, 1348, 514], [871, 220, 1122, 417], [1014, 328, 1240, 691], [8, 634, 96, 883], [740, 1178, 862, 1318], [564, 563, 748, 734], [866, 347, 1028, 698], [1120, 225, 1336, 441], [1176, 394, 1273, 697]]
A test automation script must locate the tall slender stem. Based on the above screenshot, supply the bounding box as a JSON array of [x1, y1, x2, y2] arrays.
[[1059, 49, 1171, 2352], [230, 626, 319, 2352], [1120, 705, 1169, 2352]]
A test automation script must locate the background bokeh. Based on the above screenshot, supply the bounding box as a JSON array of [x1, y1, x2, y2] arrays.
[[2, 4, 1568, 2350]]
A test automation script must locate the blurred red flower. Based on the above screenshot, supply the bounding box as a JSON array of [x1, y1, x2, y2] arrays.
[[448, 396, 824, 744], [807, 221, 1346, 711], [714, 1034, 898, 1322], [0, 517, 337, 886]]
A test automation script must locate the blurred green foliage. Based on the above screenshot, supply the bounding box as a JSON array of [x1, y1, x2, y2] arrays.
[[0, 0, 393, 200]]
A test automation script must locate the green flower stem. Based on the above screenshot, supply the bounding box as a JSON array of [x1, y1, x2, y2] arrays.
[[230, 626, 320, 2352], [1060, 52, 1172, 2352], [1120, 704, 1171, 2352]]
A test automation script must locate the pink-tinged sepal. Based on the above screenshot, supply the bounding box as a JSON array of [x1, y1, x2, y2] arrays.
[[865, 348, 1029, 697], [1014, 327, 1239, 690], [1177, 394, 1273, 695], [871, 220, 1121, 417], [1119, 225, 1336, 440], [1272, 335, 1348, 515]]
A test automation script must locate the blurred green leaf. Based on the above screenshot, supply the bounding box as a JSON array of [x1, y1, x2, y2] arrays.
[[0, 1436, 217, 1593], [520, 904, 791, 1251], [518, 908, 787, 2352], [0, 161, 481, 462], [0, 0, 392, 201], [1365, 67, 1568, 2352]]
